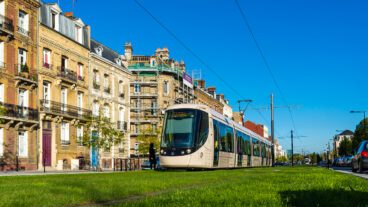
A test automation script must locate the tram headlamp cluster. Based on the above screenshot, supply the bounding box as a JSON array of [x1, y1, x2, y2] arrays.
[[186, 149, 191, 154], [181, 150, 185, 155]]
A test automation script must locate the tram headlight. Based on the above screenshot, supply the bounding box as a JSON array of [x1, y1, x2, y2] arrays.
[[160, 149, 164, 154], [181, 150, 185, 155], [186, 149, 191, 154]]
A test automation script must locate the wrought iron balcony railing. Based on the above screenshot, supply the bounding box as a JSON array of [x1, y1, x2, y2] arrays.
[[0, 14, 14, 33], [57, 66, 77, 83], [0, 102, 38, 121], [17, 26, 29, 36], [40, 99, 91, 119], [117, 121, 127, 131], [42, 62, 53, 69], [14, 64, 37, 81]]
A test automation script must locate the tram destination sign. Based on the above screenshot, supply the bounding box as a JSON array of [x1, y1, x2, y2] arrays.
[[183, 72, 193, 88]]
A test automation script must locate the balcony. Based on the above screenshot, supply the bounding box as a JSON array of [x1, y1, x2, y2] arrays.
[[119, 93, 125, 99], [130, 92, 158, 98], [42, 62, 53, 70], [117, 121, 127, 131], [17, 26, 29, 37], [57, 66, 77, 84], [0, 14, 14, 35], [77, 75, 84, 82], [0, 102, 38, 123], [40, 99, 91, 120], [14, 64, 38, 88]]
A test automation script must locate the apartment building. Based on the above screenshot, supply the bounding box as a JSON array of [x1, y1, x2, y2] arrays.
[[37, 3, 91, 170], [125, 45, 194, 155], [194, 80, 224, 114], [0, 0, 40, 171], [89, 39, 131, 169]]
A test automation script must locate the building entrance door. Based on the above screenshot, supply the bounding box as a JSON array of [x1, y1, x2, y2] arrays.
[[42, 129, 52, 166]]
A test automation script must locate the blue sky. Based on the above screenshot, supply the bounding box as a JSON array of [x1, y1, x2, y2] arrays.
[[47, 0, 368, 153]]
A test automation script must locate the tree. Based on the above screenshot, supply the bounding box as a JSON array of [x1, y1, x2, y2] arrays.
[[338, 137, 353, 156], [276, 156, 288, 162], [353, 118, 368, 150], [0, 104, 6, 124], [136, 125, 161, 156], [81, 114, 125, 170]]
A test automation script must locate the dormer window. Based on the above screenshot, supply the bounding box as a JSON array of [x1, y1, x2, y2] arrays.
[[95, 46, 103, 56], [115, 58, 121, 66], [51, 11, 59, 30], [75, 25, 83, 44]]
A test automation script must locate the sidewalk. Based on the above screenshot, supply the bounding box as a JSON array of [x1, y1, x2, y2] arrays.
[[0, 169, 126, 177]]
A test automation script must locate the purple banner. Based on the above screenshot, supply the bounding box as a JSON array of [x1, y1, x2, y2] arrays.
[[183, 72, 193, 88]]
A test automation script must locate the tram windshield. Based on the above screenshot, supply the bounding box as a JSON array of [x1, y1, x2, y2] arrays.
[[161, 109, 209, 148]]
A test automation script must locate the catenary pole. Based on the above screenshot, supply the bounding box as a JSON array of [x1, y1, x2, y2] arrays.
[[271, 94, 275, 166], [291, 130, 294, 166]]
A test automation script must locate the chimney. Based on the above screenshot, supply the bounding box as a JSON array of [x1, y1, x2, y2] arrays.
[[124, 42, 132, 62], [216, 93, 225, 101], [64, 12, 74, 18], [197, 79, 205, 89], [207, 86, 216, 97]]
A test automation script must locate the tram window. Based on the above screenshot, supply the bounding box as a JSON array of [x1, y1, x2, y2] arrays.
[[219, 123, 227, 152], [213, 120, 219, 151], [196, 112, 209, 146], [244, 134, 251, 155], [226, 126, 234, 152], [261, 143, 266, 158], [252, 139, 260, 157], [236, 131, 243, 154]]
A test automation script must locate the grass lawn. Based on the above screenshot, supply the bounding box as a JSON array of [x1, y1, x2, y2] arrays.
[[0, 167, 367, 207]]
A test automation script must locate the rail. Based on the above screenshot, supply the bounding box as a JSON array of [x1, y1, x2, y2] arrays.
[[0, 102, 38, 121], [40, 99, 91, 119], [57, 66, 77, 83], [0, 14, 14, 32]]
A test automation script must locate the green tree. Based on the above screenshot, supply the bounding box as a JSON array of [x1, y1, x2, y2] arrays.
[[136, 125, 161, 156], [276, 156, 288, 162], [353, 118, 368, 150], [81, 114, 125, 170], [338, 137, 353, 156], [0, 104, 6, 124]]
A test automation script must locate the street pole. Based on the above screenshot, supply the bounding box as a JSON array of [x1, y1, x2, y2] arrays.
[[327, 142, 330, 169], [291, 130, 294, 166], [238, 101, 244, 126], [271, 94, 275, 166], [364, 112, 366, 140]]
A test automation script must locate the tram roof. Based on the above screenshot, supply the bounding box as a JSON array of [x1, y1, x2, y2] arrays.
[[166, 104, 272, 145]]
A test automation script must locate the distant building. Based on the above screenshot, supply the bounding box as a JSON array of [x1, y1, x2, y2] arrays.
[[216, 94, 233, 119], [244, 120, 268, 138], [333, 130, 354, 155], [193, 81, 224, 114]]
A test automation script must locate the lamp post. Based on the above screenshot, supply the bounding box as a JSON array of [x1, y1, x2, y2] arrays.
[[350, 110, 366, 139]]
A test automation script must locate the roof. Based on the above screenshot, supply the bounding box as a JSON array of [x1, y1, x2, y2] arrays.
[[339, 130, 354, 136], [90, 39, 126, 69]]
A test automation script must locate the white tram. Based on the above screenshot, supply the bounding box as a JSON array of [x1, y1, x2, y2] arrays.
[[160, 104, 273, 169]]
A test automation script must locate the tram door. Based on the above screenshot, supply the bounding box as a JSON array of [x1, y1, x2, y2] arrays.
[[213, 121, 219, 167], [237, 133, 242, 167]]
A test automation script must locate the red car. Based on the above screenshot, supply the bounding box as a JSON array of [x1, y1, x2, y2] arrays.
[[352, 141, 368, 173]]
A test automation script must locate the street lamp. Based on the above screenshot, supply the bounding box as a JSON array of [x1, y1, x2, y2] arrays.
[[350, 110, 366, 139]]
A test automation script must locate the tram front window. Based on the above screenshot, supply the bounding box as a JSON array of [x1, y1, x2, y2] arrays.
[[162, 109, 208, 149]]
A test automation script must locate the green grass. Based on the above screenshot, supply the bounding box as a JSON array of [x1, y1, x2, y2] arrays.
[[0, 167, 367, 207]]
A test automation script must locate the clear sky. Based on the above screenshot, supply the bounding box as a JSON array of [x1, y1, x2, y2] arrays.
[[45, 0, 368, 153]]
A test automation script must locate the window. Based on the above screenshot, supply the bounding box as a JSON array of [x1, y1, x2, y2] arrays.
[[43, 49, 51, 68], [18, 131, 28, 157], [119, 107, 124, 121], [75, 25, 83, 44], [77, 92, 83, 115], [18, 89, 28, 107], [18, 48, 27, 72], [51, 11, 59, 30], [92, 101, 99, 116], [0, 128, 3, 157], [0, 1, 4, 17], [93, 70, 100, 89], [61, 88, 67, 112], [151, 101, 157, 115], [134, 83, 141, 94], [261, 142, 266, 158], [104, 74, 110, 93], [103, 104, 110, 119], [77, 126, 83, 145], [0, 83, 3, 103], [77, 63, 83, 81], [163, 81, 169, 95], [60, 122, 70, 145], [119, 80, 124, 97], [0, 41, 4, 68], [252, 138, 260, 157], [218, 123, 233, 152], [18, 10, 29, 35], [61, 56, 68, 70], [43, 81, 51, 108]]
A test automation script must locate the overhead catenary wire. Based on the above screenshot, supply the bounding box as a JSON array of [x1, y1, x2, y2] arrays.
[[234, 0, 299, 135], [134, 0, 245, 100]]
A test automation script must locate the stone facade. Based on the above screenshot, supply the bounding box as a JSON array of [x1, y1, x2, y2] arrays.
[[37, 3, 91, 170], [89, 39, 131, 169], [0, 0, 40, 171], [126, 44, 194, 155]]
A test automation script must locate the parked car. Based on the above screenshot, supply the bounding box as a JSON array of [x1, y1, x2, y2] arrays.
[[343, 155, 353, 167], [141, 157, 161, 170], [352, 141, 368, 173]]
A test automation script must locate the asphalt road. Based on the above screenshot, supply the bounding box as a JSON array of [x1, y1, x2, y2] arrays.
[[333, 167, 368, 180]]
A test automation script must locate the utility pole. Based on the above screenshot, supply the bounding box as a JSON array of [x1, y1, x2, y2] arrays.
[[291, 130, 294, 166], [271, 94, 275, 166], [237, 99, 252, 126], [327, 142, 330, 169]]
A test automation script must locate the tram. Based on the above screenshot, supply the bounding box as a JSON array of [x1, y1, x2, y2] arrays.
[[160, 104, 272, 169]]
